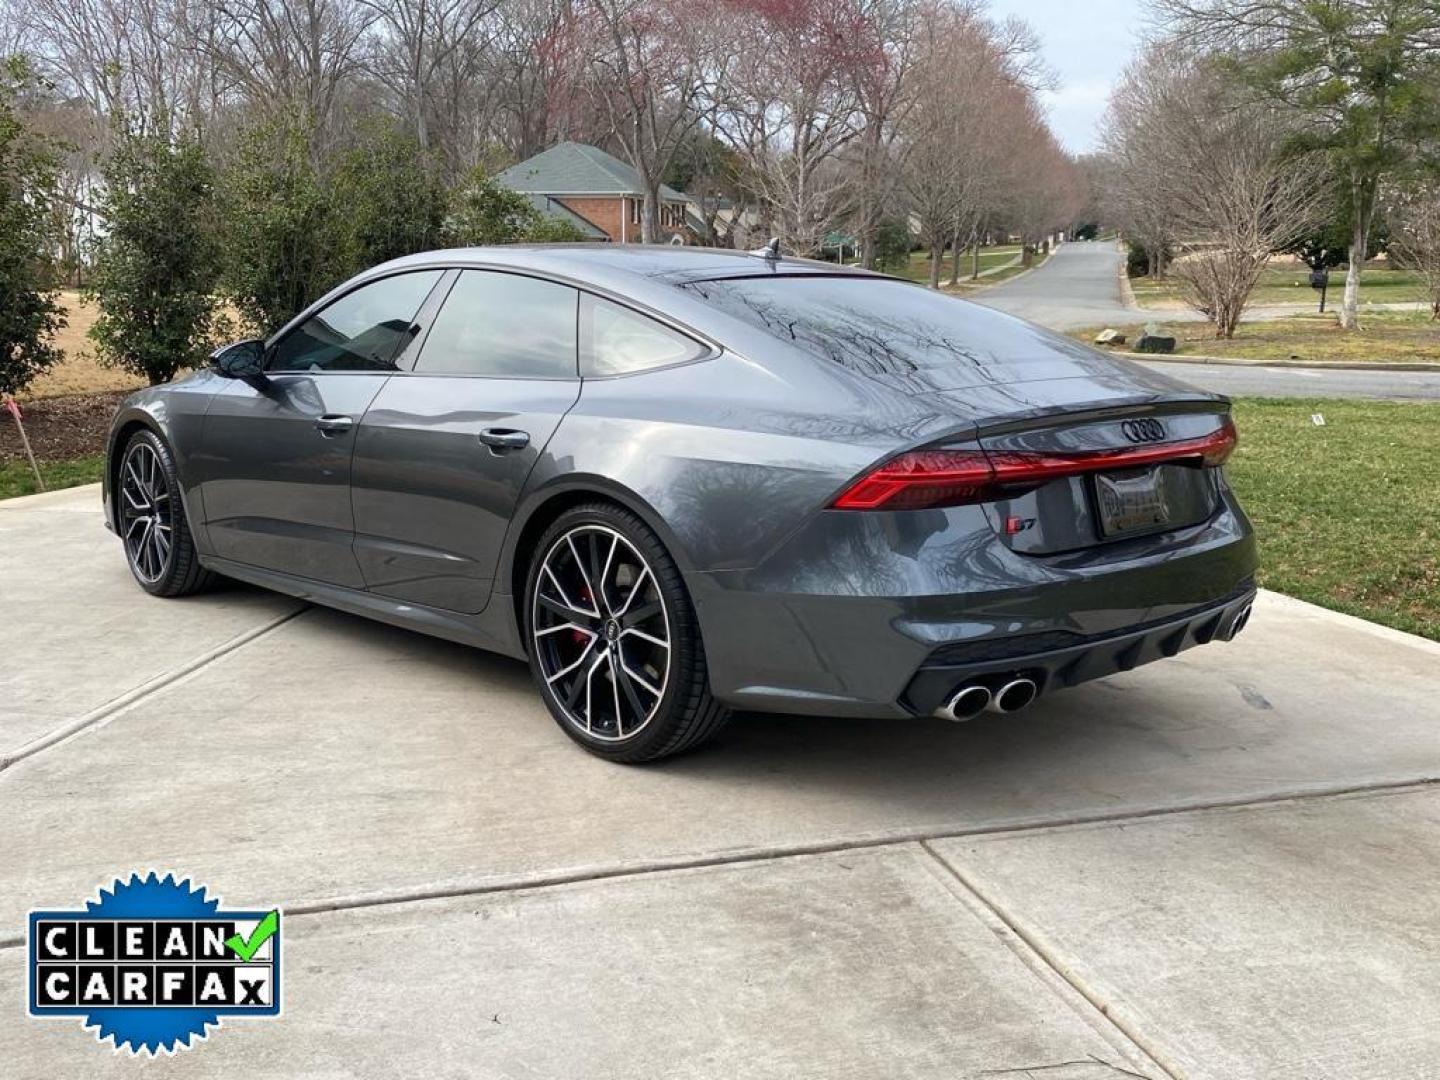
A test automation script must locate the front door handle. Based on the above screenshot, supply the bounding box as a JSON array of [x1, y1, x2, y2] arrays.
[[315, 414, 354, 436], [478, 428, 531, 451]]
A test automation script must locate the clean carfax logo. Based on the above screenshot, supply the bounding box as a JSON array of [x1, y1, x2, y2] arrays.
[[27, 872, 281, 1055]]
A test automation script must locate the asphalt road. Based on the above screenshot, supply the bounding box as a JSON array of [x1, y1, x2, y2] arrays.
[[975, 243, 1440, 401]]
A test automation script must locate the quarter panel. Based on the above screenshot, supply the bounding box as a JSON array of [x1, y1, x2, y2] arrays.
[[527, 353, 955, 575]]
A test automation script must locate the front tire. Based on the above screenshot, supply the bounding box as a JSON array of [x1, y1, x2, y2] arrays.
[[116, 429, 215, 597], [524, 503, 730, 762]]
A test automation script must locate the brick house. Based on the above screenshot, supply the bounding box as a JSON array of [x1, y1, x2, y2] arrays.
[[495, 142, 694, 243]]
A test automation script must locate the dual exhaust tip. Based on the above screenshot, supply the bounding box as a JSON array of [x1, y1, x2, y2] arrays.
[[1227, 602, 1254, 641], [935, 677, 1038, 722], [938, 601, 1254, 723]]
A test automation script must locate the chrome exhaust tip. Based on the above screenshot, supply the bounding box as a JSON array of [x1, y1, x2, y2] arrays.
[[1228, 602, 1253, 641], [935, 684, 992, 722], [987, 677, 1039, 714]]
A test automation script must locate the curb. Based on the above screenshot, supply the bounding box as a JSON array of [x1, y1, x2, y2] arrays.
[[1110, 350, 1440, 373]]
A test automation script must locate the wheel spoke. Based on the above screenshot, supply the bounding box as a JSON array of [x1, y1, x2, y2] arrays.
[[613, 655, 649, 723], [582, 650, 607, 732], [597, 533, 619, 615], [565, 534, 602, 616], [621, 627, 669, 650], [535, 620, 590, 638], [544, 635, 598, 686], [620, 600, 662, 629], [542, 564, 597, 619], [613, 564, 652, 618], [608, 652, 626, 736], [619, 656, 662, 698], [537, 591, 598, 626]]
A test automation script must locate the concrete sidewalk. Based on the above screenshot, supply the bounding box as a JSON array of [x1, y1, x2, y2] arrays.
[[4, 484, 1440, 1077]]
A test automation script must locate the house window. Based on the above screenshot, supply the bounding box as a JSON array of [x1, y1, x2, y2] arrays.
[[629, 198, 640, 225]]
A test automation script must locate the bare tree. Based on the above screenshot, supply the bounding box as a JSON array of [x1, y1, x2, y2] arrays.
[[846, 0, 922, 268], [360, 0, 500, 161], [1388, 181, 1440, 320], [1152, 0, 1440, 330], [562, 0, 727, 242], [713, 0, 863, 256], [1133, 52, 1323, 337], [901, 3, 1003, 287], [205, 0, 376, 145]]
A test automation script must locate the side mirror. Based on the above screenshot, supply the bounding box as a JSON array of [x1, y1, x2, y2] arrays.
[[211, 339, 268, 386]]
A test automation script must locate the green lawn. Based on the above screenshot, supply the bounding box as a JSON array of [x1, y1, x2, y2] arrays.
[[0, 455, 105, 501], [1073, 312, 1440, 363], [1227, 399, 1440, 640], [890, 245, 1022, 285], [1131, 264, 1428, 310]]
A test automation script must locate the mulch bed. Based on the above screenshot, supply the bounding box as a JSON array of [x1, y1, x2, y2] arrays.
[[0, 391, 131, 462]]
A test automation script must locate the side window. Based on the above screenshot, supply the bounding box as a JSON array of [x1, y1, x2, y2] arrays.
[[267, 271, 443, 373], [413, 270, 578, 378], [583, 296, 707, 377]]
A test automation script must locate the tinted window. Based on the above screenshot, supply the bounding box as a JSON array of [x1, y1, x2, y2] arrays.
[[414, 270, 578, 378], [585, 296, 705, 376], [268, 271, 442, 372], [679, 276, 1036, 379]]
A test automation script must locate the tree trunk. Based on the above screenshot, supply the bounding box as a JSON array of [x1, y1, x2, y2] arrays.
[[1340, 175, 1378, 330], [971, 240, 980, 280], [928, 242, 942, 289], [947, 224, 962, 286], [641, 182, 659, 244]]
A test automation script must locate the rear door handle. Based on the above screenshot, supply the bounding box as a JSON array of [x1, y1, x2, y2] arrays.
[[478, 428, 530, 451], [315, 414, 354, 436]]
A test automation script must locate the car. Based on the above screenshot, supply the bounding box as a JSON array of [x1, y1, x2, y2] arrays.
[[103, 244, 1257, 762]]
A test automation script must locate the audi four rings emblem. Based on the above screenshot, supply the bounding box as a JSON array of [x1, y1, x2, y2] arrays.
[[1121, 419, 1167, 443]]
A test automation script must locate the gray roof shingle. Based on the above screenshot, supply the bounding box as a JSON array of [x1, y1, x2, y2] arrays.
[[496, 142, 685, 202]]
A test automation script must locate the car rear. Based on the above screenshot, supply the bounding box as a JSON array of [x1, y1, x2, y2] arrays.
[[672, 270, 1257, 719]]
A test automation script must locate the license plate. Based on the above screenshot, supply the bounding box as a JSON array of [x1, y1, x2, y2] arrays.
[[1094, 467, 1174, 537]]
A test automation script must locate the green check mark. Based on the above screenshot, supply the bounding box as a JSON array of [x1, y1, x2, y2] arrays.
[[225, 910, 279, 961]]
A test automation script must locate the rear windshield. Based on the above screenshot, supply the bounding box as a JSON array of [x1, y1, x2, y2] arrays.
[[677, 275, 1017, 377]]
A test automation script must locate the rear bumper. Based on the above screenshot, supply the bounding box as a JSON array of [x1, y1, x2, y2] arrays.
[[687, 487, 1258, 718], [901, 580, 1255, 717]]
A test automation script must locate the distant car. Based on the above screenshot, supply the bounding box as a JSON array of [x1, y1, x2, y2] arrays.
[[104, 246, 1256, 761]]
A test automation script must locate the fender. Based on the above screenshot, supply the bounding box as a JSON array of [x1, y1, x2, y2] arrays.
[[104, 377, 220, 550]]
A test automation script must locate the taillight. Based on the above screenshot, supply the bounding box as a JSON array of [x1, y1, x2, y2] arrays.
[[830, 417, 1238, 511]]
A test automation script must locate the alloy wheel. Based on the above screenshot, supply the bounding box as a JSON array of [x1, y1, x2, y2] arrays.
[[119, 440, 174, 584], [530, 525, 671, 742]]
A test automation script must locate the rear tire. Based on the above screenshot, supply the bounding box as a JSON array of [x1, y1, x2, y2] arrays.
[[116, 429, 215, 597], [524, 502, 730, 762]]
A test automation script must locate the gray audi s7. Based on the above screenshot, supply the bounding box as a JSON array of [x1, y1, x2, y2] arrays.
[[104, 245, 1256, 761]]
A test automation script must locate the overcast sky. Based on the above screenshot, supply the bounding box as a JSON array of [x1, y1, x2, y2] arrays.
[[984, 0, 1149, 156]]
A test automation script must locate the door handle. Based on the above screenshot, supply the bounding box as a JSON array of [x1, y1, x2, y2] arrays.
[[478, 428, 531, 451], [315, 414, 354, 436]]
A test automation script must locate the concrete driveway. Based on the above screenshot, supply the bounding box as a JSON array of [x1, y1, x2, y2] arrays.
[[5, 484, 1440, 1078]]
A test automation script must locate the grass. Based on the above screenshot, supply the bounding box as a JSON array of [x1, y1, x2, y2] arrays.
[[889, 245, 1022, 286], [24, 290, 146, 401], [1131, 263, 1428, 310], [1072, 312, 1440, 363], [0, 455, 105, 501], [1227, 398, 1440, 640]]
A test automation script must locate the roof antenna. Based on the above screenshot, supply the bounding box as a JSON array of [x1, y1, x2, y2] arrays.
[[749, 236, 781, 261]]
